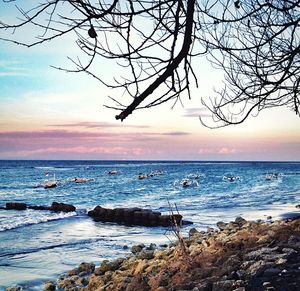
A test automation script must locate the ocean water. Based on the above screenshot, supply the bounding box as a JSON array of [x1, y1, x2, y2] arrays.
[[0, 160, 299, 290]]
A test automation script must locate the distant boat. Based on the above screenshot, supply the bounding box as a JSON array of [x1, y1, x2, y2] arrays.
[[74, 177, 90, 183], [223, 174, 240, 182], [180, 178, 192, 187], [43, 180, 57, 189], [138, 174, 147, 180], [108, 170, 119, 175], [43, 174, 58, 189], [265, 173, 281, 180]]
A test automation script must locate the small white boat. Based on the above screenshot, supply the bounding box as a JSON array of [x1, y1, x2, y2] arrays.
[[265, 173, 281, 180], [74, 177, 88, 183], [223, 174, 240, 182], [43, 174, 58, 189], [43, 180, 57, 189], [138, 174, 147, 180], [108, 170, 119, 175], [180, 178, 192, 187]]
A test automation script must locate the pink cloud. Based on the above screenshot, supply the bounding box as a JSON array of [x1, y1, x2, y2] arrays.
[[218, 147, 237, 154]]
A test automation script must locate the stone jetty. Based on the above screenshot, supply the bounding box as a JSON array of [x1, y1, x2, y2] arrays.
[[4, 201, 76, 213], [87, 205, 193, 227]]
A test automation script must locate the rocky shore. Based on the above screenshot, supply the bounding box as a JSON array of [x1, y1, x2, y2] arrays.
[[12, 211, 297, 291]]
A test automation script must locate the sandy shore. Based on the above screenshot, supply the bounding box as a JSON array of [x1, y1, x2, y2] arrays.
[[7, 207, 300, 291]]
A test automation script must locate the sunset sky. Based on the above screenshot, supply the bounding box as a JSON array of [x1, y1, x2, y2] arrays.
[[0, 4, 299, 161]]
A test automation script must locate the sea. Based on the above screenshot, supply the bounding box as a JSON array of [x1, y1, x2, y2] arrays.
[[0, 160, 299, 290]]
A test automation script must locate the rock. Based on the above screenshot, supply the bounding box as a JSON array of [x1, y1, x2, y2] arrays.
[[133, 259, 148, 275], [212, 280, 236, 290], [146, 243, 157, 250], [296, 204, 300, 209], [235, 216, 247, 226], [6, 202, 27, 210], [217, 221, 227, 231], [87, 205, 192, 227], [263, 268, 281, 277], [78, 262, 95, 273], [6, 286, 22, 291], [50, 202, 76, 212], [137, 250, 154, 260], [28, 205, 50, 211], [189, 227, 200, 236], [43, 281, 56, 291], [245, 247, 279, 260], [68, 262, 95, 276], [94, 258, 124, 276], [131, 244, 145, 254]]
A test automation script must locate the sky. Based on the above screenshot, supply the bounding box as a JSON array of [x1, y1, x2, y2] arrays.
[[0, 3, 299, 161]]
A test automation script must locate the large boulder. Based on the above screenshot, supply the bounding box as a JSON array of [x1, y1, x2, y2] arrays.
[[50, 202, 76, 212], [88, 205, 192, 227], [6, 202, 27, 210]]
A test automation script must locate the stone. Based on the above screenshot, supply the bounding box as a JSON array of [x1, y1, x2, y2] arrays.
[[137, 250, 154, 260], [212, 280, 236, 290], [6, 202, 27, 210], [131, 244, 145, 254], [235, 216, 247, 226], [78, 262, 95, 273], [6, 286, 22, 291], [263, 268, 281, 277], [87, 205, 190, 227], [216, 221, 227, 231], [50, 202, 76, 212], [43, 281, 56, 291], [133, 259, 148, 275], [189, 227, 200, 236]]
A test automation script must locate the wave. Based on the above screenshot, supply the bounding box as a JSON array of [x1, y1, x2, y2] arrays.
[[34, 166, 75, 171], [0, 210, 76, 232]]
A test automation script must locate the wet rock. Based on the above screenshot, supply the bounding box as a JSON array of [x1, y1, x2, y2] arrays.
[[50, 202, 76, 212], [28, 205, 50, 211], [235, 216, 247, 226], [6, 286, 22, 291], [263, 268, 281, 277], [94, 258, 124, 276], [6, 202, 27, 210], [137, 250, 154, 260], [212, 280, 236, 290], [68, 262, 95, 276], [189, 227, 200, 236], [146, 243, 157, 250], [216, 221, 227, 231], [131, 244, 145, 254], [43, 281, 56, 291], [87, 205, 192, 227], [245, 247, 279, 260]]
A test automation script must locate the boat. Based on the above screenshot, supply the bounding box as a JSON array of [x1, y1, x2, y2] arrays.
[[43, 174, 58, 189], [180, 178, 192, 187], [138, 174, 147, 180], [43, 180, 57, 189], [108, 170, 119, 175], [74, 177, 89, 183], [223, 174, 240, 182], [265, 173, 282, 180]]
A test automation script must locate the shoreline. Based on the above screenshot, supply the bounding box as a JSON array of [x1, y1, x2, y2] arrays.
[[7, 206, 300, 291]]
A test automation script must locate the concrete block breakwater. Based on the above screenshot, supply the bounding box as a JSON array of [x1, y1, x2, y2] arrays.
[[1, 202, 193, 227]]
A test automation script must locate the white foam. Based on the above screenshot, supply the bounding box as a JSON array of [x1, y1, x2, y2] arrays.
[[0, 209, 76, 231]]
